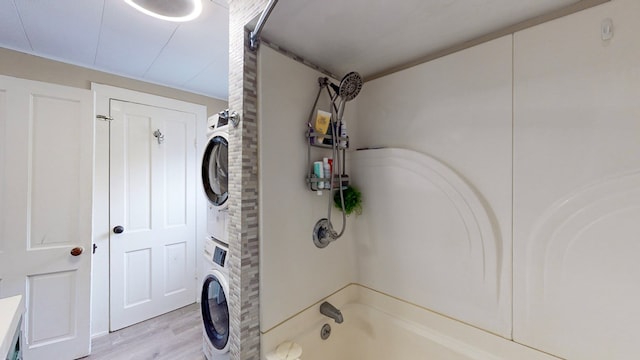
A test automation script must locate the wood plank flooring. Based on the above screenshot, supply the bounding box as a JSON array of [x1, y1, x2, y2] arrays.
[[80, 303, 205, 360]]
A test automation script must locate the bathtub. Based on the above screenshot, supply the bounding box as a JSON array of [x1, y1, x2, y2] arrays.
[[261, 284, 560, 360]]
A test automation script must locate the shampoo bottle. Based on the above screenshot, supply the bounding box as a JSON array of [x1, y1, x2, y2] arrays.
[[313, 161, 324, 195], [323, 158, 331, 189]]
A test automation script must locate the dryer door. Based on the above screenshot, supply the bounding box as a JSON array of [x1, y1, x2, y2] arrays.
[[202, 135, 228, 207], [201, 272, 229, 351]]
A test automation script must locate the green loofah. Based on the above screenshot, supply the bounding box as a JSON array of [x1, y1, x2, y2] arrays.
[[334, 185, 362, 216]]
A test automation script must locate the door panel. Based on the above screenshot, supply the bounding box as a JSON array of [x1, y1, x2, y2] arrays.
[[30, 95, 84, 248], [0, 75, 92, 360], [164, 120, 188, 226], [164, 242, 187, 295], [125, 114, 152, 231], [124, 248, 152, 307], [110, 99, 196, 330], [27, 271, 77, 345]]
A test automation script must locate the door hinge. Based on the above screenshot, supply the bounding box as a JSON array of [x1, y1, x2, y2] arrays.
[[96, 114, 113, 121]]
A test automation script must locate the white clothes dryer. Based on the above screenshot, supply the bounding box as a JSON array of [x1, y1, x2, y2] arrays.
[[201, 237, 230, 360], [202, 111, 229, 243]]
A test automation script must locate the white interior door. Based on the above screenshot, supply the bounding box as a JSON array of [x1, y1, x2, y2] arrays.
[[0, 75, 93, 359], [109, 99, 197, 331]]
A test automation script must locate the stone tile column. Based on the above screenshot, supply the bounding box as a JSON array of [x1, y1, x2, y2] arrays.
[[228, 1, 268, 359]]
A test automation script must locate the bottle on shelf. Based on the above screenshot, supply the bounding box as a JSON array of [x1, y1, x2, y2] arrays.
[[313, 161, 324, 195], [339, 120, 348, 148], [323, 158, 331, 189]]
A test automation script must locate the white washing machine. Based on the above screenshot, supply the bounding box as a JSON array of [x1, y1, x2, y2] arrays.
[[201, 237, 230, 360], [202, 111, 229, 243]]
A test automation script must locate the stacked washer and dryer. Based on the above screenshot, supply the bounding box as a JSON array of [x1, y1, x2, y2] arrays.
[[200, 111, 231, 360]]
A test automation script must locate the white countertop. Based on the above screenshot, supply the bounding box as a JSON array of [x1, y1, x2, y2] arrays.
[[0, 295, 22, 358]]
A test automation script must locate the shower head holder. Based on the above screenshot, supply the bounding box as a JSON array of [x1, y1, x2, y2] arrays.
[[318, 77, 331, 88]]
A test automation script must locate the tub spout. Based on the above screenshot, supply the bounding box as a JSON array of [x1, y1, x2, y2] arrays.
[[320, 301, 343, 324]]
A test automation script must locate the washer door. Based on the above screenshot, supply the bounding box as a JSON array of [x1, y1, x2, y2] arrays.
[[201, 272, 229, 351], [202, 134, 228, 207]]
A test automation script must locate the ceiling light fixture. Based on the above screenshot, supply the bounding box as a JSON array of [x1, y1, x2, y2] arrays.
[[124, 0, 203, 22]]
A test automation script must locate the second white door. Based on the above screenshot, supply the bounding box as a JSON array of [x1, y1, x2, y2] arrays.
[[109, 99, 197, 331]]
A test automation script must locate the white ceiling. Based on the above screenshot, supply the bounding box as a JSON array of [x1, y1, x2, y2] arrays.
[[261, 0, 584, 80], [0, 0, 589, 100], [0, 0, 230, 99]]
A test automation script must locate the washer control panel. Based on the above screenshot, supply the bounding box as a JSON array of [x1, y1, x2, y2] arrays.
[[213, 246, 227, 267]]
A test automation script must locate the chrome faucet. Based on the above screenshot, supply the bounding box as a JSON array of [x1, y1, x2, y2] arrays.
[[319, 301, 343, 324]]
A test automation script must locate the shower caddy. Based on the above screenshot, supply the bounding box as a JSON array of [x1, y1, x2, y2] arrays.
[[305, 73, 362, 248], [305, 77, 349, 192]]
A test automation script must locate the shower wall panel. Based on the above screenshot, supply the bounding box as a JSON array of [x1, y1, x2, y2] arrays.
[[353, 36, 513, 337], [512, 0, 640, 358], [257, 46, 356, 332]]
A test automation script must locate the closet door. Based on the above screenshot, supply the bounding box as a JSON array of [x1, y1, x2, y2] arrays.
[[109, 99, 197, 331], [0, 75, 93, 360]]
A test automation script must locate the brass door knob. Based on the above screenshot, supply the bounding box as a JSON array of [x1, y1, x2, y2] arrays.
[[70, 247, 84, 256]]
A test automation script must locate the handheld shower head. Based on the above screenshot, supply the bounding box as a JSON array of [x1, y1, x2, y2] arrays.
[[329, 72, 363, 102], [338, 72, 363, 101]]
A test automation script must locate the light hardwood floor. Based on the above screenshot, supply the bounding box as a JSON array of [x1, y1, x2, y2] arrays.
[[81, 303, 205, 360]]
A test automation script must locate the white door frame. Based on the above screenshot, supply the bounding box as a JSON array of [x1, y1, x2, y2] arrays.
[[91, 83, 207, 337]]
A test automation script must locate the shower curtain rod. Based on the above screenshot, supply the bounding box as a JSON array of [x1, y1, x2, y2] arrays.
[[249, 0, 279, 51]]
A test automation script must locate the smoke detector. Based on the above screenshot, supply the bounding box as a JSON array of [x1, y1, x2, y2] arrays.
[[124, 0, 203, 22]]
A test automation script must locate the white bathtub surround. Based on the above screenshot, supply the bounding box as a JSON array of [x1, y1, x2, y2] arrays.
[[258, 45, 357, 332], [258, 1, 640, 358], [261, 284, 559, 360], [351, 148, 506, 337], [513, 0, 640, 358], [353, 35, 513, 338]]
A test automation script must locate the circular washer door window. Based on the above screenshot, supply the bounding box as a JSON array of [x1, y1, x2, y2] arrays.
[[202, 135, 228, 206], [201, 274, 229, 350]]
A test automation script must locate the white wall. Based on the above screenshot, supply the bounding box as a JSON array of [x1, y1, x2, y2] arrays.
[[513, 0, 640, 358], [0, 48, 226, 117], [258, 46, 356, 332], [352, 36, 514, 337]]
